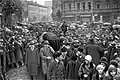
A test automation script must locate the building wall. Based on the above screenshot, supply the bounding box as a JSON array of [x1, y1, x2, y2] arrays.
[[21, 0, 28, 22], [27, 1, 48, 23], [44, 1, 53, 21], [59, 0, 120, 22], [93, 0, 120, 22], [61, 0, 93, 22], [52, 0, 62, 21]]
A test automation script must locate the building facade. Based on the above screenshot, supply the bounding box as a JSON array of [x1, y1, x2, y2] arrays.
[[44, 1, 53, 21], [93, 0, 120, 22], [59, 0, 120, 22], [61, 0, 93, 22], [52, 0, 62, 21], [27, 1, 48, 23], [20, 0, 28, 23]]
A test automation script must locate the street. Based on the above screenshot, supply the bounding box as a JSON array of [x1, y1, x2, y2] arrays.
[[6, 66, 30, 80], [6, 66, 45, 80]]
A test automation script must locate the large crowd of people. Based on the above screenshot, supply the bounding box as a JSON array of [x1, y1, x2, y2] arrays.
[[0, 21, 120, 80]]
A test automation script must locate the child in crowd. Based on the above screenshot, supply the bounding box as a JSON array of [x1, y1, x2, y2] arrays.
[[78, 55, 96, 80], [47, 51, 65, 80], [92, 64, 106, 80], [104, 65, 120, 80]]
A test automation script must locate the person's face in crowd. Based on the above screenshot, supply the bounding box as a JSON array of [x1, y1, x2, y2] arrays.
[[30, 45, 35, 49], [44, 44, 49, 46], [62, 51, 67, 56], [22, 39, 25, 42], [74, 47, 78, 51], [110, 70, 117, 77], [76, 51, 81, 57], [40, 37, 43, 42], [59, 55, 63, 61], [98, 69, 104, 75], [65, 45, 71, 49], [103, 41, 106, 45], [110, 36, 113, 40], [85, 60, 90, 65]]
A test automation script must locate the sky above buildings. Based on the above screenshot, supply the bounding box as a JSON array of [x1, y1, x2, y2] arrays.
[[27, 0, 52, 5]]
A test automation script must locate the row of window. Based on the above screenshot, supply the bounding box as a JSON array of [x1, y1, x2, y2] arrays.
[[67, 2, 119, 10], [106, 3, 118, 8], [68, 2, 92, 10]]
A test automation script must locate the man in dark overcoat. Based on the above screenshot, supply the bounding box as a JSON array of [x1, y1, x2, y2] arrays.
[[85, 38, 105, 65], [14, 41, 24, 68], [25, 41, 40, 80]]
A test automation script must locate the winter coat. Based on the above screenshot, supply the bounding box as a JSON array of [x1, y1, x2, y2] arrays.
[[65, 60, 81, 80], [99, 42, 109, 49], [40, 46, 53, 74], [62, 56, 70, 71], [106, 46, 118, 63], [78, 62, 96, 80], [25, 47, 40, 76], [92, 72, 106, 80], [85, 43, 104, 65], [104, 74, 120, 80], [14, 42, 23, 62], [8, 44, 16, 64], [6, 51, 11, 65], [105, 68, 120, 78], [98, 42, 109, 58], [47, 59, 65, 80], [67, 49, 74, 60]]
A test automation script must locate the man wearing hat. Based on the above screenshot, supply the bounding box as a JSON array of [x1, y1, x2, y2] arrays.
[[106, 41, 118, 63], [25, 41, 40, 80], [85, 38, 105, 65], [40, 40, 55, 80]]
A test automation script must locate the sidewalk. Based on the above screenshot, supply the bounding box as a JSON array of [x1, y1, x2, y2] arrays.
[[6, 66, 31, 80], [6, 65, 45, 80]]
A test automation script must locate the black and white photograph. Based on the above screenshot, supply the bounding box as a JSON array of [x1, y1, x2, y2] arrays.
[[0, 0, 120, 80]]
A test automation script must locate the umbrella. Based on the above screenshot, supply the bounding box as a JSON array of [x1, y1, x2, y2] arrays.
[[42, 32, 61, 51], [43, 32, 57, 40]]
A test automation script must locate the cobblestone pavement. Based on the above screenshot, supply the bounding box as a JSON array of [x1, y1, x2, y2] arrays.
[[6, 66, 31, 80]]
